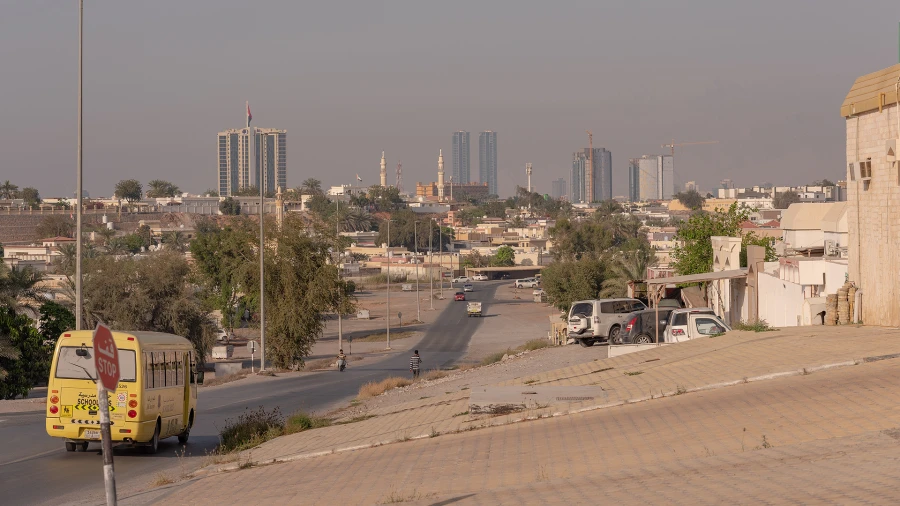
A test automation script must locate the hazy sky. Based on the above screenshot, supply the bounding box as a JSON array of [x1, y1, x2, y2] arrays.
[[1, 1, 897, 198]]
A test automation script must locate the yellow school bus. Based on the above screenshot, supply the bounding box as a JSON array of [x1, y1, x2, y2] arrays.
[[45, 330, 198, 453]]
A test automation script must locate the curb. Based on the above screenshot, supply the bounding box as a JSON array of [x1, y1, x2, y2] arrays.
[[205, 354, 887, 473]]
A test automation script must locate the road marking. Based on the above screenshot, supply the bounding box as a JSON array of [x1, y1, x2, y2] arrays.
[[0, 448, 62, 467]]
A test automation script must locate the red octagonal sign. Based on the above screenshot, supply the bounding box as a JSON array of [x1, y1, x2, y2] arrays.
[[93, 323, 120, 391]]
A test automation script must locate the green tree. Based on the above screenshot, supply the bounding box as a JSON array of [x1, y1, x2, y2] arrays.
[[492, 245, 516, 267], [674, 189, 705, 211], [0, 264, 46, 311], [773, 191, 801, 209], [812, 179, 835, 187], [38, 301, 75, 347], [0, 332, 20, 381], [204, 189, 219, 197], [462, 251, 490, 269], [35, 215, 75, 240], [21, 187, 41, 208], [600, 249, 657, 298], [114, 179, 143, 202], [146, 179, 181, 198], [0, 181, 19, 199], [671, 203, 764, 276], [162, 231, 188, 252], [81, 251, 216, 368], [366, 185, 404, 212], [233, 186, 275, 198], [191, 218, 257, 334], [300, 178, 323, 195], [541, 258, 606, 314], [219, 197, 241, 215], [375, 211, 452, 252], [0, 306, 48, 399]]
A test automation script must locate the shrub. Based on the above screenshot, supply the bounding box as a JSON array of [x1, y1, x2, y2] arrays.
[[284, 411, 332, 435], [219, 406, 284, 453], [733, 319, 777, 332], [480, 350, 509, 366], [518, 339, 551, 351], [357, 377, 412, 399]]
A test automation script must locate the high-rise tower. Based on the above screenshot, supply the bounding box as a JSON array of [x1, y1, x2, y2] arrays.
[[437, 149, 445, 200], [254, 127, 287, 194], [218, 128, 252, 197], [452, 131, 470, 184], [380, 151, 387, 187], [479, 131, 498, 196], [525, 163, 533, 193]]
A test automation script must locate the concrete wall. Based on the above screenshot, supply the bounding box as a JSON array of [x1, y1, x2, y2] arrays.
[[758, 270, 805, 327], [846, 105, 900, 326]]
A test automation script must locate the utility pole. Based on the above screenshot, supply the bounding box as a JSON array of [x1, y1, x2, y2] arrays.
[[336, 199, 342, 351], [259, 159, 266, 371], [75, 0, 84, 331], [439, 222, 443, 299], [414, 221, 420, 322], [429, 220, 434, 310], [386, 219, 391, 350]]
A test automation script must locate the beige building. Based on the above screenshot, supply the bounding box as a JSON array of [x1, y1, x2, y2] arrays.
[[841, 63, 900, 326]]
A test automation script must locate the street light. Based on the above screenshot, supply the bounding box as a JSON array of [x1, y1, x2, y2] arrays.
[[414, 221, 420, 322], [428, 219, 434, 310], [75, 0, 84, 330], [386, 218, 393, 350], [336, 199, 343, 352], [259, 162, 266, 371]]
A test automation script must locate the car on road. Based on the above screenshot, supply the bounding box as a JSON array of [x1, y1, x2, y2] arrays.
[[452, 276, 471, 284], [665, 308, 729, 342], [467, 301, 482, 317], [621, 308, 675, 344], [473, 274, 488, 281], [567, 298, 648, 347], [454, 291, 466, 301], [515, 277, 540, 289], [500, 274, 510, 280], [463, 283, 474, 292]]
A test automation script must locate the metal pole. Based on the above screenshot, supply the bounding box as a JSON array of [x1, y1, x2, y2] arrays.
[[386, 219, 391, 350], [97, 383, 117, 505], [429, 220, 434, 310], [414, 221, 420, 322], [75, 0, 84, 331], [336, 199, 342, 351], [259, 164, 266, 371], [439, 223, 443, 299]]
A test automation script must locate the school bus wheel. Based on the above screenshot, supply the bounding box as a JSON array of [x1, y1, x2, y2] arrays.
[[65, 442, 76, 452], [143, 419, 161, 454]]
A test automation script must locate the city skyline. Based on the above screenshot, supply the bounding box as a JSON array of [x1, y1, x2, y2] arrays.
[[451, 131, 470, 185], [479, 131, 498, 196], [2, 1, 891, 198]]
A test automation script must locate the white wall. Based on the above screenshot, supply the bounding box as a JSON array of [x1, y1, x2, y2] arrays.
[[758, 271, 805, 327], [783, 229, 823, 250]]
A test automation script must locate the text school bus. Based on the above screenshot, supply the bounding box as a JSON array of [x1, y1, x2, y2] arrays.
[[46, 331, 198, 453]]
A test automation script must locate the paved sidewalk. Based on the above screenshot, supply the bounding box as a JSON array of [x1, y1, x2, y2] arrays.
[[130, 344, 900, 505], [193, 325, 900, 471]]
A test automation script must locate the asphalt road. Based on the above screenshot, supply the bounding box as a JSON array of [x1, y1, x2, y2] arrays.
[[0, 282, 500, 505]]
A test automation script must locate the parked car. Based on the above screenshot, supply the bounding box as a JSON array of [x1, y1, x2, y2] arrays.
[[454, 292, 466, 301], [665, 308, 729, 342], [463, 283, 474, 292], [621, 309, 675, 344], [215, 329, 234, 342], [473, 274, 488, 281], [452, 276, 471, 283], [500, 274, 510, 280], [515, 277, 540, 289], [567, 298, 648, 347]]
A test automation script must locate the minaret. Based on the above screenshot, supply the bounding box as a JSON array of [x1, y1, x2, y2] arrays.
[[437, 149, 445, 200], [275, 186, 285, 228], [380, 151, 387, 187], [526, 163, 533, 193]]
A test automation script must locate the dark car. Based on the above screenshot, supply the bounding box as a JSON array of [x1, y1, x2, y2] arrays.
[[620, 308, 674, 344], [454, 292, 466, 301]]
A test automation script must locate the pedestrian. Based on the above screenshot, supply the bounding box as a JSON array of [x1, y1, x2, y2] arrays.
[[410, 350, 422, 379]]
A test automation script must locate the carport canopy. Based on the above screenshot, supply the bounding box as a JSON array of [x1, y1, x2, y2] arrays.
[[645, 268, 747, 287]]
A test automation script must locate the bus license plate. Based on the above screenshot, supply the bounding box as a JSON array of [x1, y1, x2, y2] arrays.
[[83, 430, 101, 440]]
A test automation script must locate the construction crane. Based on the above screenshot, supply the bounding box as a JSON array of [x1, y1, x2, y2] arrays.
[[661, 140, 719, 157]]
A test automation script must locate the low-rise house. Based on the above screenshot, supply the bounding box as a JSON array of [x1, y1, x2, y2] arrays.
[[2, 237, 75, 272]]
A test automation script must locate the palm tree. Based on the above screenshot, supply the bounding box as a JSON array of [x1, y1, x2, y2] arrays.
[[0, 180, 19, 199], [162, 231, 187, 252], [600, 249, 657, 298], [594, 200, 623, 219], [344, 208, 375, 232], [95, 227, 116, 246], [54, 243, 77, 275], [300, 178, 323, 196], [507, 216, 526, 228], [0, 265, 47, 311], [0, 333, 21, 380]]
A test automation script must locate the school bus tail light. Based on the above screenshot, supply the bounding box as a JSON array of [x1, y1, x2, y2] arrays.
[[53, 425, 65, 430], [127, 410, 137, 419], [128, 400, 138, 408], [49, 405, 59, 415], [50, 395, 59, 404]]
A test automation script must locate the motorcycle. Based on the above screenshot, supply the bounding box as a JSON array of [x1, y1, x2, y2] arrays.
[[337, 357, 346, 372]]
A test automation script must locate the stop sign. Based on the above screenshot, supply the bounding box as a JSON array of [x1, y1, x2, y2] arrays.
[[93, 323, 120, 391]]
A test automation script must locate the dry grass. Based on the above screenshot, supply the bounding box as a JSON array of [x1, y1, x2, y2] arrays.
[[152, 473, 175, 487], [423, 369, 448, 381], [201, 369, 250, 388], [284, 411, 332, 435], [518, 339, 552, 351], [303, 358, 335, 371], [356, 331, 415, 342], [358, 376, 413, 399], [480, 350, 509, 366]]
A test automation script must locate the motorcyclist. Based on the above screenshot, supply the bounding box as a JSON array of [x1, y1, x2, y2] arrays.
[[337, 349, 347, 371]]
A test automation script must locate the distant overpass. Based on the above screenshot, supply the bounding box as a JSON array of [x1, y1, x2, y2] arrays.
[[465, 265, 545, 280]]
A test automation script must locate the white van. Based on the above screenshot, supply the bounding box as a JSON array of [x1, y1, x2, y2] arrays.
[[567, 298, 647, 347]]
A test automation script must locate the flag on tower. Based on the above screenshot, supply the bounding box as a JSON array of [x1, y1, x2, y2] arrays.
[[356, 174, 362, 182], [246, 102, 252, 127]]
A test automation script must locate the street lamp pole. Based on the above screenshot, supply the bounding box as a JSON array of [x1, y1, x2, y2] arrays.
[[386, 219, 391, 350], [259, 167, 266, 371], [439, 221, 443, 299], [414, 221, 420, 322], [75, 0, 84, 331], [336, 199, 342, 352], [429, 219, 434, 310]]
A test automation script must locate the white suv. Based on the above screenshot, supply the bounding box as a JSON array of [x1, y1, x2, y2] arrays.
[[567, 298, 647, 347], [472, 274, 488, 281], [515, 277, 540, 289], [452, 276, 470, 283]]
